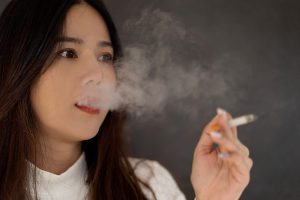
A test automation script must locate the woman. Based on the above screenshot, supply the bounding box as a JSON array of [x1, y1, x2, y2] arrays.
[[0, 0, 253, 199]]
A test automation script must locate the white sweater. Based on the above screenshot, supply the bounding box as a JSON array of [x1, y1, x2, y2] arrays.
[[27, 153, 186, 200]]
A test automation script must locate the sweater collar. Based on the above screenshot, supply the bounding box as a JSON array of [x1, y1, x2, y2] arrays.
[[28, 152, 88, 197]]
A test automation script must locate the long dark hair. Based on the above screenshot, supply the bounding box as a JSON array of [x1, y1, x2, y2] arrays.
[[0, 0, 155, 199]]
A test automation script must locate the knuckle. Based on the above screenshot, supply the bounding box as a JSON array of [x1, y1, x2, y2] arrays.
[[248, 158, 254, 168], [244, 174, 251, 185], [237, 141, 250, 156], [243, 146, 250, 156], [231, 153, 243, 164]]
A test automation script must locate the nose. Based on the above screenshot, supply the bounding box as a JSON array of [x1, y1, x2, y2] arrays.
[[83, 71, 103, 86], [82, 60, 104, 86]]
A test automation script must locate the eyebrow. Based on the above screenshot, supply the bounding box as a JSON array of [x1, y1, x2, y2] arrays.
[[55, 36, 113, 48]]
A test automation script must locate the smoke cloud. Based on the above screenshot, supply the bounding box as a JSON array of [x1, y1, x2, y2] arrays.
[[93, 8, 251, 119]]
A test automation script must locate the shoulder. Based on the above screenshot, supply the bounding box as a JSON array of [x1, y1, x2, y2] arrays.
[[128, 157, 186, 200]]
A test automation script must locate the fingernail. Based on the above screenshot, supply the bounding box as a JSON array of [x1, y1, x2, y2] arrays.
[[210, 131, 222, 139], [218, 152, 230, 159], [217, 107, 228, 120]]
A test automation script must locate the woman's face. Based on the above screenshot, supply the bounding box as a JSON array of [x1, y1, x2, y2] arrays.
[[31, 3, 116, 143]]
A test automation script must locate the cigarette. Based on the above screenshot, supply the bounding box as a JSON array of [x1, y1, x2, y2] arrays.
[[228, 114, 258, 127], [211, 114, 258, 131]]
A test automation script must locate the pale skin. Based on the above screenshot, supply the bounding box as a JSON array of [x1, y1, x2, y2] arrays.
[[191, 108, 253, 200], [30, 2, 252, 199], [30, 3, 115, 174]]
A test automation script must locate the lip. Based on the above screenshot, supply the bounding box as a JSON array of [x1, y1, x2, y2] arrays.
[[75, 104, 100, 115]]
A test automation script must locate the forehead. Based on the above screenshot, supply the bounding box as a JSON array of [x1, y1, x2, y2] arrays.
[[63, 3, 111, 41]]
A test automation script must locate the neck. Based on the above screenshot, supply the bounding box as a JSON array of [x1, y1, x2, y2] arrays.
[[34, 137, 82, 175]]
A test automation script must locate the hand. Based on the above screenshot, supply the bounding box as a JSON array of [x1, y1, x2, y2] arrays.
[[191, 108, 253, 200]]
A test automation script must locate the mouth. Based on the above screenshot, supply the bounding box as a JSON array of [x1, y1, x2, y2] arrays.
[[75, 103, 100, 115]]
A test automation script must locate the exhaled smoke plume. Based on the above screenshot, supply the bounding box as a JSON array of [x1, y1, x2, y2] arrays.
[[94, 8, 247, 117]]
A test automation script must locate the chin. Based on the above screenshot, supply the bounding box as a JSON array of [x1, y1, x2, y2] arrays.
[[67, 124, 101, 142], [64, 117, 105, 142], [77, 127, 101, 141], [81, 131, 99, 141]]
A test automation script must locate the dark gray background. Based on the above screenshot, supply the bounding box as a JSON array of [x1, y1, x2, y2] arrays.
[[102, 0, 300, 199], [1, 0, 300, 199]]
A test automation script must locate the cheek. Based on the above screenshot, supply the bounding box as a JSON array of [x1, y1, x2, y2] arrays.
[[31, 72, 69, 119], [105, 67, 117, 86], [31, 76, 109, 141], [30, 75, 71, 133]]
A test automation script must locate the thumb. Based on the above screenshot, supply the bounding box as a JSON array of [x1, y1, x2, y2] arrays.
[[196, 114, 221, 152]]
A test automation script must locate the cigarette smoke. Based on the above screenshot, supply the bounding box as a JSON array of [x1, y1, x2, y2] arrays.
[[94, 8, 251, 118]]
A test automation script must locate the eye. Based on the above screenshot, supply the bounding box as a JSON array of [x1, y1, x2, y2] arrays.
[[98, 53, 113, 63], [57, 49, 78, 59]]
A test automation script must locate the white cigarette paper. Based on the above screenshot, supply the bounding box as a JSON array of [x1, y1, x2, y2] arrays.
[[228, 114, 258, 127]]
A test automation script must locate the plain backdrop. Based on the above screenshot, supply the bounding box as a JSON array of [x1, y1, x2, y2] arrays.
[[1, 0, 300, 199]]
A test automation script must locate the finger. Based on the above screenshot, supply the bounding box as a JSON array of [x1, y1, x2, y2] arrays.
[[230, 155, 252, 186], [231, 154, 253, 171], [226, 112, 238, 138], [216, 114, 235, 140], [210, 130, 251, 160], [197, 114, 221, 148], [237, 141, 250, 157], [217, 108, 237, 138], [194, 114, 226, 157], [212, 109, 249, 155], [221, 109, 250, 157], [231, 160, 251, 185], [220, 152, 253, 176], [210, 131, 241, 153]]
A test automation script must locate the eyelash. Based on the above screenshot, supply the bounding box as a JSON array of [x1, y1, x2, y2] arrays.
[[57, 48, 114, 64]]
